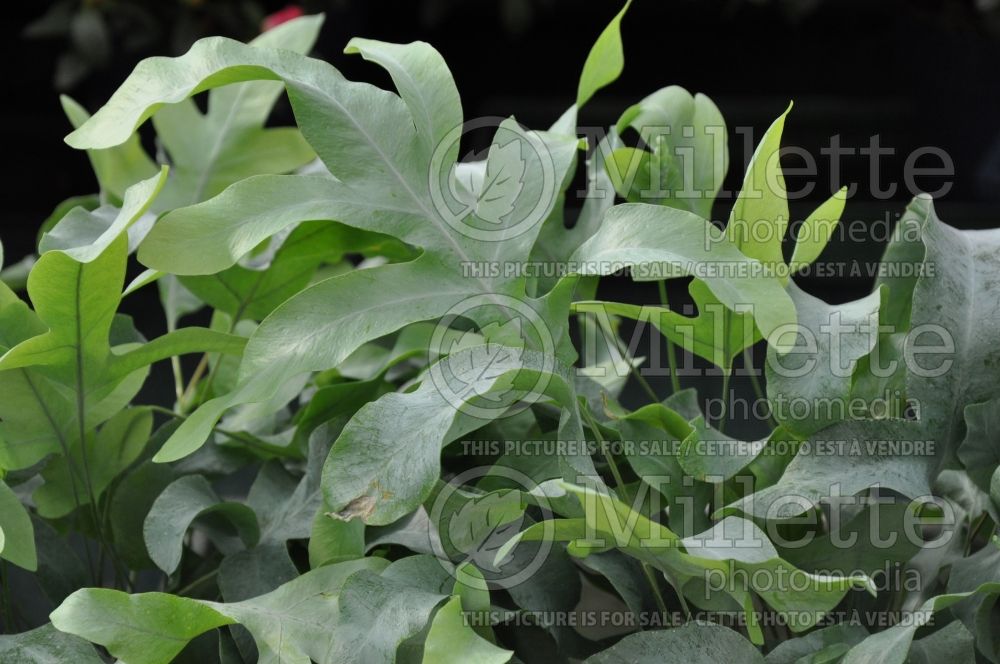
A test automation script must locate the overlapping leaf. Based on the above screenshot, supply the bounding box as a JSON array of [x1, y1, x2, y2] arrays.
[[501, 481, 873, 644]]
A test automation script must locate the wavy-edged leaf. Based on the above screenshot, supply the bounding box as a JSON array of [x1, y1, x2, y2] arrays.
[[840, 582, 1000, 664], [577, 549, 660, 619], [946, 541, 1000, 662], [51, 590, 234, 664], [60, 95, 159, 205], [529, 132, 620, 296], [570, 202, 797, 354], [151, 258, 469, 462], [68, 27, 578, 463], [904, 196, 1000, 468], [725, 102, 791, 274], [322, 346, 592, 525], [0, 235, 245, 470], [327, 568, 449, 664], [66, 31, 453, 204], [0, 266, 91, 470], [957, 397, 1000, 493], [108, 458, 179, 570], [503, 482, 873, 644], [55, 554, 460, 663], [850, 199, 927, 418], [1, 234, 246, 391], [776, 500, 922, 577], [609, 397, 715, 535], [39, 168, 167, 262], [573, 287, 755, 371], [789, 186, 848, 270], [52, 558, 386, 664], [765, 623, 869, 664], [248, 433, 332, 544], [140, 174, 417, 275], [218, 542, 299, 603], [179, 220, 394, 322], [765, 282, 883, 436], [677, 418, 782, 483], [34, 406, 152, 519], [0, 623, 103, 663], [142, 474, 260, 574], [421, 596, 513, 664], [576, 1, 631, 109], [151, 15, 322, 209], [908, 620, 977, 664], [344, 37, 462, 165], [309, 507, 365, 569], [610, 85, 728, 219], [722, 419, 934, 520], [0, 480, 36, 570]]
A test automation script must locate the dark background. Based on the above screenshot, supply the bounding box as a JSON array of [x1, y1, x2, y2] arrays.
[[3, 0, 999, 421]]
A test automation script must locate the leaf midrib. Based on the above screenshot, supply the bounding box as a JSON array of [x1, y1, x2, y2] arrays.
[[191, 87, 244, 204], [288, 76, 502, 300]]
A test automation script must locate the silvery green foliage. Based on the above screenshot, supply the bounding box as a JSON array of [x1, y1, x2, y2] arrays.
[[1, 5, 999, 664]]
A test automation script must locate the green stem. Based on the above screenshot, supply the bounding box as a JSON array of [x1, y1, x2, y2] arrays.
[[888, 573, 907, 617], [175, 568, 220, 598], [966, 512, 990, 556], [718, 370, 731, 435], [663, 568, 692, 620], [170, 355, 185, 403], [75, 370, 111, 585], [640, 562, 670, 619], [630, 362, 659, 406], [22, 373, 96, 583], [148, 406, 275, 455], [580, 406, 678, 627], [593, 314, 658, 404], [602, 444, 626, 490], [657, 281, 681, 395], [148, 404, 182, 420], [582, 407, 625, 489], [182, 314, 243, 411], [199, 354, 225, 407], [717, 299, 731, 435], [751, 593, 774, 648], [166, 310, 184, 403], [179, 353, 210, 412], [101, 478, 133, 592]]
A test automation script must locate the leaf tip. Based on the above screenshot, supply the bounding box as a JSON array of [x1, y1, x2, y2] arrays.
[[64, 129, 85, 150], [343, 37, 363, 55]]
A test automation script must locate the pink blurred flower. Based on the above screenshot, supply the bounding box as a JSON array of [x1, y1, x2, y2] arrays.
[[262, 5, 305, 32]]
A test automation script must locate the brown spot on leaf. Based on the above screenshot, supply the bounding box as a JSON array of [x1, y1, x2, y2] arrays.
[[329, 494, 376, 521]]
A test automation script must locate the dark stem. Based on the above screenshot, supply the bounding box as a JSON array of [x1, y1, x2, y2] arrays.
[[743, 346, 776, 428], [718, 370, 731, 435], [657, 280, 682, 395]]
